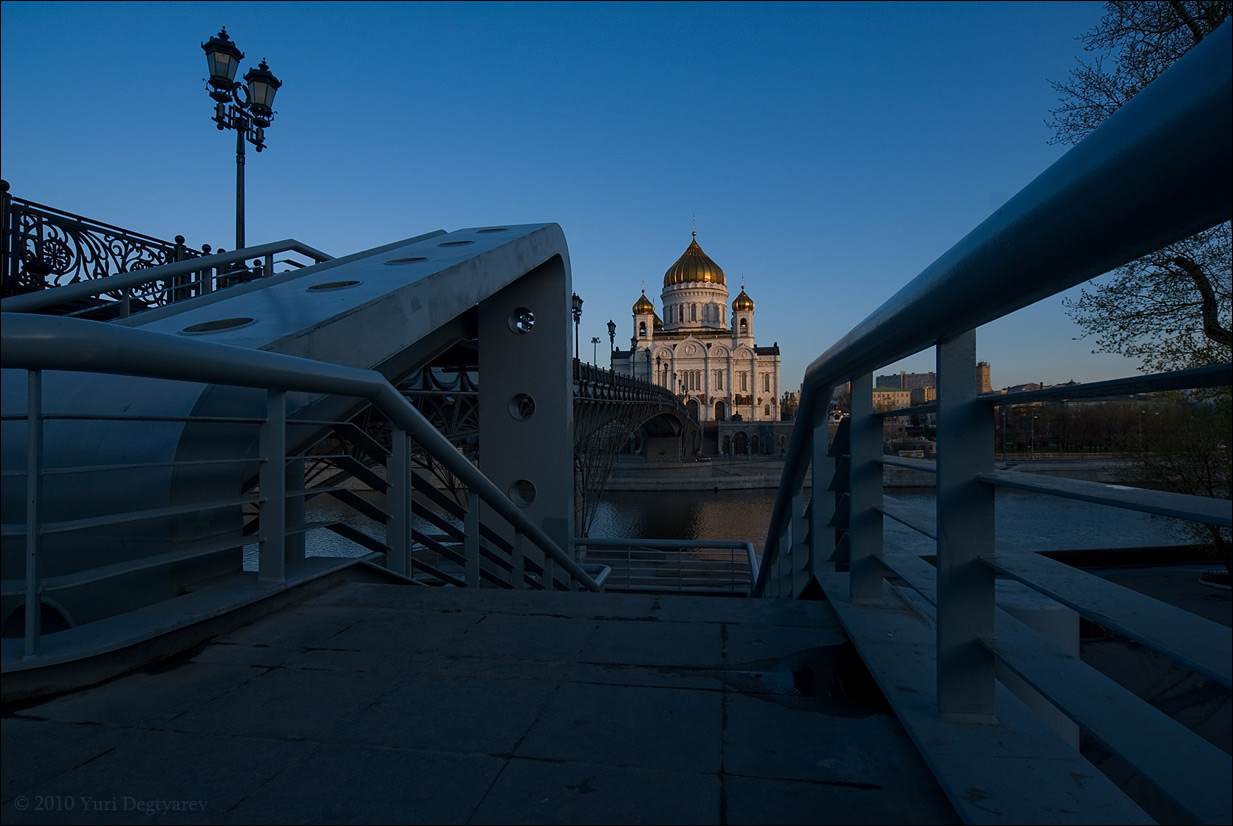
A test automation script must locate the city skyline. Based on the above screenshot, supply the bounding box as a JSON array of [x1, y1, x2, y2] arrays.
[[1, 1, 1146, 390]]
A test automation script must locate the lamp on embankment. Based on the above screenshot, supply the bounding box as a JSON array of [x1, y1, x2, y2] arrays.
[[590, 336, 600, 365], [571, 292, 583, 359], [202, 28, 282, 251]]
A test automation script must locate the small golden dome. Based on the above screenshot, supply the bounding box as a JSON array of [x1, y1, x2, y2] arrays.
[[632, 291, 655, 314], [732, 287, 754, 311], [663, 232, 726, 287]]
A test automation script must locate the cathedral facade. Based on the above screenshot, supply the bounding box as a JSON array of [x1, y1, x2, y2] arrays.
[[612, 233, 782, 442]]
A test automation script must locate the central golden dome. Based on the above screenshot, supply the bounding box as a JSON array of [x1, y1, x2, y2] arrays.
[[663, 232, 726, 288]]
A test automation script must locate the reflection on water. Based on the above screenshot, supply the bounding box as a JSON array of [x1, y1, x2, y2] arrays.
[[590, 487, 1191, 555], [589, 489, 779, 548], [282, 484, 1192, 568]]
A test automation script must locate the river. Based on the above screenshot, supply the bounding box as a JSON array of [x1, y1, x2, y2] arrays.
[[278, 484, 1193, 572]]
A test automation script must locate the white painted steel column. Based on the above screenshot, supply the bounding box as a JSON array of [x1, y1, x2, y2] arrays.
[[258, 389, 286, 582], [512, 530, 525, 588], [790, 492, 808, 597], [936, 330, 995, 719], [464, 490, 480, 585], [388, 427, 412, 577], [849, 372, 883, 603], [24, 370, 43, 658], [285, 457, 305, 567], [478, 257, 575, 578], [809, 398, 836, 582]]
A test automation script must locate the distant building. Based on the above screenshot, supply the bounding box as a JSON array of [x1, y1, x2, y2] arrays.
[[875, 362, 991, 394], [612, 233, 787, 456], [873, 387, 911, 411]]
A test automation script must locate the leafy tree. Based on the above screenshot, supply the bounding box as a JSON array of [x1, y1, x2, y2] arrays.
[[1048, 1, 1232, 372]]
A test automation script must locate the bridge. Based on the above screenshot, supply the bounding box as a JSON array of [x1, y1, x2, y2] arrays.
[[1, 21, 1230, 825]]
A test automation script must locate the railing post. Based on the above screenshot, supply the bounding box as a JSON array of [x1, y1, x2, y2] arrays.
[[512, 529, 525, 588], [936, 330, 995, 720], [849, 372, 883, 603], [24, 370, 43, 658], [810, 397, 836, 580], [258, 389, 286, 582], [388, 427, 412, 577], [789, 492, 808, 597], [464, 489, 480, 586], [285, 456, 306, 567], [542, 549, 556, 591]]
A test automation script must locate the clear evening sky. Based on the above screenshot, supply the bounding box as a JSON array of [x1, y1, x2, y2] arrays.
[[2, 1, 1144, 390]]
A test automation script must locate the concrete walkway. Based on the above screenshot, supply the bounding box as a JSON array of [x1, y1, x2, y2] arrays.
[[1, 586, 958, 825]]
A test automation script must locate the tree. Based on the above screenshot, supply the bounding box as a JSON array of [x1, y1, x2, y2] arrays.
[[1048, 1, 1232, 372]]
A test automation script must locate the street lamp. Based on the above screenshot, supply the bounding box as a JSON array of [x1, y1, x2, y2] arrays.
[[656, 354, 662, 388], [607, 319, 616, 359], [590, 336, 600, 364], [202, 28, 282, 251], [571, 292, 583, 358]]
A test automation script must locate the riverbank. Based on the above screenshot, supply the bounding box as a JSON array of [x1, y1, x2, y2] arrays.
[[604, 455, 1139, 491]]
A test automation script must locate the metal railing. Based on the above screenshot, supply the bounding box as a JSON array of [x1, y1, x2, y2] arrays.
[[754, 20, 1231, 825], [2, 313, 603, 659], [0, 180, 205, 299], [1, 238, 332, 319], [576, 537, 759, 595]]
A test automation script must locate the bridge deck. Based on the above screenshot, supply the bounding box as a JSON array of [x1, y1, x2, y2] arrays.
[[2, 585, 957, 824]]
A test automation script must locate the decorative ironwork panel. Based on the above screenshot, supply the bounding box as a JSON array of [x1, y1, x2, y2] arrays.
[[3, 193, 201, 304]]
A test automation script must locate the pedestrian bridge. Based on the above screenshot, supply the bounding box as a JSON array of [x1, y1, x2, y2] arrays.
[[2, 20, 1231, 825]]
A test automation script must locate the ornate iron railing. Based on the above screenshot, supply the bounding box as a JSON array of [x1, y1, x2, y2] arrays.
[[0, 180, 205, 299]]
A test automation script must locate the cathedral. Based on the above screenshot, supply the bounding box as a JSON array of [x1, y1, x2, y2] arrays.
[[611, 233, 783, 455]]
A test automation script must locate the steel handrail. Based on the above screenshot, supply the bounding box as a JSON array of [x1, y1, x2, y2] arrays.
[[0, 239, 333, 314], [757, 21, 1232, 593], [1, 312, 600, 591]]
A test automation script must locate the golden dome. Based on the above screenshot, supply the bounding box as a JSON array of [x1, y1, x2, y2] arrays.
[[632, 290, 655, 314], [663, 232, 726, 287], [732, 287, 754, 311]]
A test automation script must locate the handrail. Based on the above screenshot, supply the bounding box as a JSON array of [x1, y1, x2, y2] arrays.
[[0, 239, 333, 314], [577, 536, 759, 594], [759, 20, 1232, 589], [1, 312, 600, 591]]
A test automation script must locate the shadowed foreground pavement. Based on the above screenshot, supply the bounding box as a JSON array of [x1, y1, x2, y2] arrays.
[[1, 586, 959, 825]]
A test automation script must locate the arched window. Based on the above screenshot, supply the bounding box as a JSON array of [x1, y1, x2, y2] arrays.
[[739, 318, 748, 334], [639, 321, 646, 337], [690, 304, 697, 321], [764, 404, 770, 417]]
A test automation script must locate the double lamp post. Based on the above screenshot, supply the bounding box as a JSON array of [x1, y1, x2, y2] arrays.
[[201, 28, 282, 251]]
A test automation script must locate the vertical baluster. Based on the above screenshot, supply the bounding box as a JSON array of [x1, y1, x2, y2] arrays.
[[512, 529, 525, 589], [388, 428, 412, 577], [936, 330, 995, 719], [810, 397, 837, 579], [24, 370, 43, 658], [542, 549, 555, 591], [849, 372, 883, 603], [259, 390, 286, 582], [789, 492, 808, 597], [464, 489, 480, 586], [285, 456, 305, 568]]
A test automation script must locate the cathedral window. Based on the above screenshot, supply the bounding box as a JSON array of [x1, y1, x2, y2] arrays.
[[690, 304, 697, 322], [739, 318, 748, 335], [762, 373, 771, 392], [714, 370, 724, 391], [740, 371, 748, 391], [639, 321, 646, 337]]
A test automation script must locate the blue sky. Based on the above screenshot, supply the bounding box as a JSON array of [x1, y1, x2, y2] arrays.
[[1, 1, 1141, 389]]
